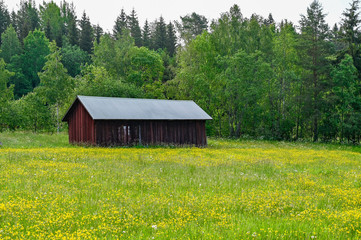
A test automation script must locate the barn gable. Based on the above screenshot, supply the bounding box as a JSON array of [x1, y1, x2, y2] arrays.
[[62, 96, 212, 146]]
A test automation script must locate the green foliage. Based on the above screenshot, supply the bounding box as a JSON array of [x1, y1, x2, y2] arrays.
[[76, 65, 143, 98], [299, 0, 332, 142], [39, 1, 64, 46], [15, 0, 40, 42], [0, 0, 10, 45], [0, 25, 21, 63], [38, 41, 73, 132], [128, 9, 142, 47], [79, 12, 93, 54], [61, 43, 90, 77], [152, 16, 167, 50], [328, 54, 360, 142], [166, 22, 177, 56], [113, 9, 127, 39], [17, 29, 50, 92], [17, 91, 54, 132], [175, 12, 208, 44], [0, 58, 15, 131]]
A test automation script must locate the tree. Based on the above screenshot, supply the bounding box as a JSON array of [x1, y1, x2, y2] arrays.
[[11, 29, 50, 97], [61, 1, 78, 46], [127, 46, 164, 98], [61, 43, 90, 77], [113, 9, 127, 39], [93, 24, 103, 44], [340, 0, 361, 73], [0, 25, 21, 63], [38, 41, 73, 133], [175, 12, 208, 44], [299, 0, 332, 142], [0, 0, 10, 45], [20, 91, 53, 132], [0, 58, 14, 131], [331, 54, 360, 142], [93, 33, 134, 78], [128, 9, 142, 47], [15, 0, 40, 42], [166, 22, 177, 56], [79, 11, 93, 53], [152, 16, 167, 50], [142, 20, 151, 48], [39, 1, 64, 46], [271, 21, 301, 140], [76, 65, 143, 98]]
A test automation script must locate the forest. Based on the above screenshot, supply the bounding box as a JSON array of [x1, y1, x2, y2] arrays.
[[0, 0, 360, 143]]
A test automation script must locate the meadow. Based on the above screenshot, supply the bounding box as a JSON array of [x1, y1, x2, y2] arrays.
[[1, 132, 361, 239]]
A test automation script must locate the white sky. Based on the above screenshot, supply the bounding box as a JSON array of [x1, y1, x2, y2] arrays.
[[6, 0, 350, 32]]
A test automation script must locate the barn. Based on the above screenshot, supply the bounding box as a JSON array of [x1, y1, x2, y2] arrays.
[[62, 96, 212, 146]]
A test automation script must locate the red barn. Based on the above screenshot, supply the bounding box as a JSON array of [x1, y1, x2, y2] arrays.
[[62, 96, 212, 146]]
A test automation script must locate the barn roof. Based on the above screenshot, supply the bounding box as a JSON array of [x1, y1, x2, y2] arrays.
[[62, 96, 212, 121]]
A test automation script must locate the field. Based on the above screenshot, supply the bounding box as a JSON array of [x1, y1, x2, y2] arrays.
[[1, 132, 361, 239]]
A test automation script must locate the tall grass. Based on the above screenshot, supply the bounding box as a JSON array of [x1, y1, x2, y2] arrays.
[[0, 132, 361, 239]]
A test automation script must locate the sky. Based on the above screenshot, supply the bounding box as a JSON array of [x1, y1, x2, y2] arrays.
[[6, 0, 351, 32]]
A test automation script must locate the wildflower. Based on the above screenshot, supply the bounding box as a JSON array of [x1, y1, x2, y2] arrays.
[[152, 225, 157, 230]]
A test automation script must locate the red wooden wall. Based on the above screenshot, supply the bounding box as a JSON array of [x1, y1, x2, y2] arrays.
[[67, 101, 95, 144], [94, 120, 207, 146]]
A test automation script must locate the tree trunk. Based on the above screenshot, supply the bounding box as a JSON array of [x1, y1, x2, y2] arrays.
[[56, 102, 60, 133]]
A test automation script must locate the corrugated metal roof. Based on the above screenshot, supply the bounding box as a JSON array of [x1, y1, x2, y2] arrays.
[[62, 96, 212, 121]]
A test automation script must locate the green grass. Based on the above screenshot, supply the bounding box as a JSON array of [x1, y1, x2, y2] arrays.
[[1, 132, 361, 239]]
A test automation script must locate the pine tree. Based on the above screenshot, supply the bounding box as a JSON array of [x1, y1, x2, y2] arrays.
[[128, 9, 142, 47], [113, 9, 127, 39], [166, 21, 177, 56], [79, 11, 93, 54], [175, 12, 208, 44], [142, 20, 151, 48], [299, 0, 332, 142], [152, 16, 167, 50]]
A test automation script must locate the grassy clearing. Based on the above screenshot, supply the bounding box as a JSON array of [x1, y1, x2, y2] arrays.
[[0, 132, 361, 239]]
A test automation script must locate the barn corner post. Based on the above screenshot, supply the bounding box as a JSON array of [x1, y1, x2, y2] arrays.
[[62, 96, 212, 147]]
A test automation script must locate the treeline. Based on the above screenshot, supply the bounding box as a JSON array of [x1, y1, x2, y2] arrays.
[[0, 0, 360, 143]]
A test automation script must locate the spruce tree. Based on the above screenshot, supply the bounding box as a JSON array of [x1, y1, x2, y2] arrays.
[[152, 16, 167, 50], [166, 21, 177, 56], [340, 0, 361, 73], [16, 0, 40, 42], [0, 0, 10, 45], [79, 11, 93, 54], [142, 20, 151, 48], [113, 9, 127, 39], [128, 9, 142, 47], [94, 24, 103, 44]]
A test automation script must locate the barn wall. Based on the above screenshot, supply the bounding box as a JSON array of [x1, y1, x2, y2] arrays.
[[67, 101, 95, 144], [95, 120, 207, 146]]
